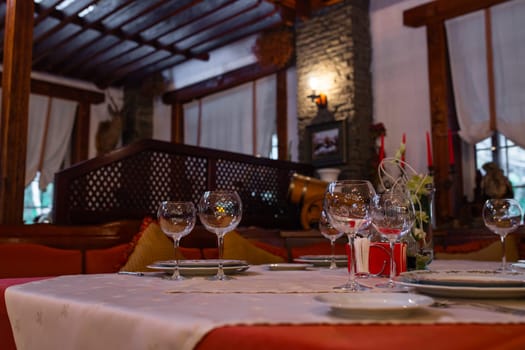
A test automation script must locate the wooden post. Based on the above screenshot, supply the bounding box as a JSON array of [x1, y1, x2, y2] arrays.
[[276, 69, 288, 160], [425, 21, 455, 224], [171, 102, 183, 143], [71, 102, 91, 164], [0, 0, 34, 224]]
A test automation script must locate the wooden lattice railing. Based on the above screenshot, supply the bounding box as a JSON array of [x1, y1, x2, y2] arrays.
[[53, 139, 313, 229]]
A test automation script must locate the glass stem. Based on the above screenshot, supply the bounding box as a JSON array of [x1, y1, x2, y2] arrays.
[[500, 235, 507, 270], [171, 238, 181, 280], [330, 239, 337, 269], [388, 240, 396, 286], [217, 234, 225, 279], [347, 235, 357, 284]]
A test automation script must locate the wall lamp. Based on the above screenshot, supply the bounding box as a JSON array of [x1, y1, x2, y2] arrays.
[[307, 76, 328, 108]]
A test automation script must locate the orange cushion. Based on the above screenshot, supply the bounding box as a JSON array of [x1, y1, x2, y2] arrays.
[[0, 243, 82, 278], [85, 243, 131, 274], [120, 217, 201, 272], [223, 231, 285, 265]]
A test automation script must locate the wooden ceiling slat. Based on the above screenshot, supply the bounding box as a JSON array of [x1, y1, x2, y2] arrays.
[[55, 0, 173, 74], [32, 0, 136, 66], [56, 0, 212, 76], [141, 0, 237, 43], [125, 19, 280, 87], [120, 0, 204, 36], [0, 0, 337, 87], [70, 0, 209, 76], [159, 0, 262, 47], [33, 0, 63, 26], [183, 5, 279, 51], [33, 0, 98, 43]]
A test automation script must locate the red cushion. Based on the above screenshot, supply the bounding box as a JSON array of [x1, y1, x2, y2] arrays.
[[250, 241, 289, 261], [0, 243, 82, 278], [179, 247, 203, 259], [85, 243, 131, 274]]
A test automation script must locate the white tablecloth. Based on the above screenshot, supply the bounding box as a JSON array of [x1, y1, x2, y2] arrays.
[[6, 260, 525, 350]]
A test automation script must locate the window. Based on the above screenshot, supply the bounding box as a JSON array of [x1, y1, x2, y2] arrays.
[[475, 133, 525, 210], [23, 173, 53, 224]]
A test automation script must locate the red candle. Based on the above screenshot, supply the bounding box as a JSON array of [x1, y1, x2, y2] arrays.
[[448, 129, 455, 165], [426, 132, 433, 167], [379, 135, 385, 162]]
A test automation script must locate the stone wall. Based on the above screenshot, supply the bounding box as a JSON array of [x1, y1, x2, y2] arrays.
[[295, 0, 373, 179]]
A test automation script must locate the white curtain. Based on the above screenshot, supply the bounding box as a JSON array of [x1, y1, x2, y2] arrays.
[[183, 75, 276, 157], [446, 11, 491, 145], [25, 95, 77, 190], [0, 91, 77, 189], [37, 97, 78, 189], [492, 0, 525, 148], [446, 0, 525, 148], [370, 0, 431, 174]]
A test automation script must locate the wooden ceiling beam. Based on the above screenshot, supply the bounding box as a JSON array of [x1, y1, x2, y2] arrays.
[[404, 0, 511, 27], [162, 63, 279, 104]]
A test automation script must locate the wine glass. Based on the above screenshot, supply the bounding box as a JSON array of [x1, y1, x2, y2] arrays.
[[157, 201, 196, 281], [371, 189, 415, 289], [324, 179, 376, 291], [483, 198, 523, 272], [319, 209, 344, 269], [198, 190, 242, 280]]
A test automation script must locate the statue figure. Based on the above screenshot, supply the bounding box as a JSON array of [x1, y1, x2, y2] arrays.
[[481, 162, 514, 199]]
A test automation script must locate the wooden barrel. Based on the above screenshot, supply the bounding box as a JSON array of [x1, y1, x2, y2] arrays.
[[288, 173, 328, 206]]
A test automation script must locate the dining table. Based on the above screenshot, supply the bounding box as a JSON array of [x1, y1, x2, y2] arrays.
[[5, 259, 525, 350]]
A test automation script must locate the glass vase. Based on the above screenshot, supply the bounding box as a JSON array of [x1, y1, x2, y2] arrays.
[[404, 184, 435, 270]]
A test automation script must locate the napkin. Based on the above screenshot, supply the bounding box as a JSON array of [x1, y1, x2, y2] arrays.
[[346, 242, 407, 276], [354, 237, 370, 274]]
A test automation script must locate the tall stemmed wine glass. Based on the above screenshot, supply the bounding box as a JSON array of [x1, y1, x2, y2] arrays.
[[198, 190, 242, 280], [371, 189, 415, 289], [483, 198, 523, 272], [157, 201, 196, 281], [324, 179, 376, 291], [319, 209, 344, 269]]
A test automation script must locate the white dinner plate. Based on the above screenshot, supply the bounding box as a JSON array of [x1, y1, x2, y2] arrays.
[[263, 263, 313, 271], [315, 293, 433, 318], [149, 260, 249, 276], [294, 255, 347, 267], [396, 270, 525, 299], [511, 263, 525, 272]]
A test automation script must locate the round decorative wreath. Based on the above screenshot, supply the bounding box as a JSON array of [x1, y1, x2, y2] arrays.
[[252, 28, 294, 68]]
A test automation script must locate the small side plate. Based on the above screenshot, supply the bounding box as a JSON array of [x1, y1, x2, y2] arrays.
[[263, 263, 313, 271]]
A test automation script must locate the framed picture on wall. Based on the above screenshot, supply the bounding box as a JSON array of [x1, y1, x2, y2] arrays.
[[306, 119, 347, 167]]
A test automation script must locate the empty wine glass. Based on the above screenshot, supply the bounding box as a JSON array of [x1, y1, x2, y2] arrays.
[[483, 198, 523, 272], [324, 179, 376, 291], [157, 201, 196, 281], [319, 209, 344, 269], [371, 189, 415, 289], [198, 190, 242, 280]]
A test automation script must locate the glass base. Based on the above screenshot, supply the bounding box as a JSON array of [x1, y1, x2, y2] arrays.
[[334, 280, 370, 292], [163, 273, 186, 281], [208, 273, 233, 281], [495, 264, 515, 273], [375, 281, 411, 292]]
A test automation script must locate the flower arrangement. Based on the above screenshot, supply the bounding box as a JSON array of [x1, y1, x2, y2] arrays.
[[377, 153, 434, 269]]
